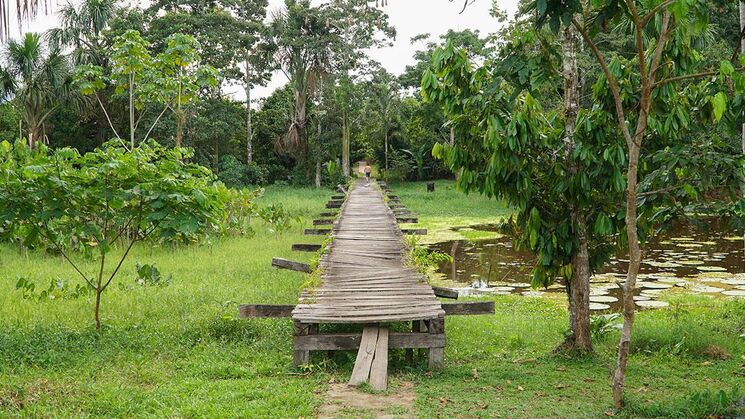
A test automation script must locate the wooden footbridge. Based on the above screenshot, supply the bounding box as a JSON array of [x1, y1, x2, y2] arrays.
[[240, 179, 493, 390]]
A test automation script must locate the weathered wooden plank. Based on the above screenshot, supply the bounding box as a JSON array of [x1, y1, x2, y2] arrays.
[[349, 327, 379, 386], [396, 217, 419, 223], [432, 286, 459, 299], [326, 203, 342, 209], [239, 304, 295, 318], [442, 301, 495, 315], [272, 257, 311, 273], [319, 211, 338, 217], [331, 195, 345, 200], [304, 228, 332, 235], [369, 328, 389, 390], [313, 219, 334, 225], [293, 332, 444, 350], [292, 244, 322, 252]]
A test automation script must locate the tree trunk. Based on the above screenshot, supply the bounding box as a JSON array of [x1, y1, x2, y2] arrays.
[[130, 74, 135, 149], [342, 111, 350, 178], [246, 82, 253, 164], [95, 288, 102, 330], [315, 159, 321, 188], [739, 2, 745, 255], [612, 141, 642, 408], [612, 79, 653, 409], [175, 109, 185, 147], [558, 24, 592, 352], [384, 130, 389, 182]]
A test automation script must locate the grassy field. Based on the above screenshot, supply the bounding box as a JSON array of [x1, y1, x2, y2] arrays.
[[0, 179, 743, 417]]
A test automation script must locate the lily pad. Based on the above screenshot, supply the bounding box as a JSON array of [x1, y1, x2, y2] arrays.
[[719, 279, 745, 286], [633, 295, 651, 301], [721, 290, 745, 297], [590, 295, 618, 303], [521, 291, 544, 297], [511, 282, 532, 288], [696, 266, 728, 272], [590, 303, 611, 310], [678, 260, 704, 266], [690, 285, 725, 293], [636, 300, 670, 308], [645, 261, 683, 268], [494, 286, 515, 292], [638, 282, 673, 289]]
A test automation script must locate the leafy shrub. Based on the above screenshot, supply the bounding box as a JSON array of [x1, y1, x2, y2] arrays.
[[405, 235, 453, 275], [217, 155, 269, 187], [15, 276, 91, 301], [257, 203, 297, 234], [0, 139, 225, 328], [590, 313, 621, 342], [324, 160, 346, 187], [382, 148, 413, 182], [217, 185, 261, 237], [134, 263, 172, 287]]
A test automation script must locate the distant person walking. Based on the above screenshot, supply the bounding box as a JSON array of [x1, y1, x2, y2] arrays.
[[364, 163, 372, 185]]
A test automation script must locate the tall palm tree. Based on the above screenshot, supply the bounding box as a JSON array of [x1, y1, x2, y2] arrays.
[[46, 0, 117, 66], [0, 32, 74, 147]]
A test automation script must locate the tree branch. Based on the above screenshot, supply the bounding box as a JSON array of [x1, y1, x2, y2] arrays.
[[640, 0, 675, 26], [572, 17, 634, 148], [142, 104, 171, 143]]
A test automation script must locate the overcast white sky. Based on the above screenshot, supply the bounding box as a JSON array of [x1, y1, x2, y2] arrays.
[[19, 0, 519, 101]]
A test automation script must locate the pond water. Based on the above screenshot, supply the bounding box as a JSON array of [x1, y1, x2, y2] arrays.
[[428, 220, 745, 310]]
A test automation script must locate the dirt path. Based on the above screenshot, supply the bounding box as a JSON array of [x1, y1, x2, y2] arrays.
[[317, 381, 416, 418]]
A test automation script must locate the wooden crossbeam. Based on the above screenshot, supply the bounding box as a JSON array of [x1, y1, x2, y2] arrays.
[[305, 228, 331, 235], [294, 331, 444, 350], [442, 301, 494, 315], [401, 229, 427, 235], [240, 302, 492, 319], [313, 219, 334, 225], [239, 304, 295, 318], [396, 217, 418, 223], [326, 202, 342, 208], [271, 257, 311, 273], [292, 244, 322, 252], [319, 211, 338, 217], [331, 195, 345, 200]]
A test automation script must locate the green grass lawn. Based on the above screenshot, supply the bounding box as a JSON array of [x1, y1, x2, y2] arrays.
[[0, 180, 743, 417]]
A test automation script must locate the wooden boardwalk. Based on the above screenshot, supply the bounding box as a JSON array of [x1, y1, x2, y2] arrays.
[[240, 179, 494, 388], [292, 179, 445, 323]]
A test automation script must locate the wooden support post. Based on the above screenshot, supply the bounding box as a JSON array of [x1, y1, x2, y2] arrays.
[[427, 182, 435, 192], [293, 320, 311, 367], [369, 328, 389, 390], [349, 327, 380, 386], [427, 318, 445, 370]]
